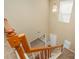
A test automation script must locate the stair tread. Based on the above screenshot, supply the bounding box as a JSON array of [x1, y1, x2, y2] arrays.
[[30, 38, 45, 48], [49, 49, 61, 59], [57, 48, 74, 59], [49, 52, 61, 59]]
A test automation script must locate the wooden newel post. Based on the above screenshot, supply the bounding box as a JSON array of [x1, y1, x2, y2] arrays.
[[4, 18, 26, 59]]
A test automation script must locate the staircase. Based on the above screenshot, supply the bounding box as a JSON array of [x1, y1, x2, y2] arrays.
[[4, 18, 63, 59], [27, 39, 62, 59]]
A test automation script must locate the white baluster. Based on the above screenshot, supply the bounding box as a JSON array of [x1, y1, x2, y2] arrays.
[[32, 53, 35, 59], [38, 52, 41, 59], [43, 51, 46, 59]]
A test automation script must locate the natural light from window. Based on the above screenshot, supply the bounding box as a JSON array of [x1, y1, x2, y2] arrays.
[[59, 0, 73, 23]]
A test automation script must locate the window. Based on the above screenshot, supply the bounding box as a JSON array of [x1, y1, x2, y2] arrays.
[[59, 0, 73, 23]]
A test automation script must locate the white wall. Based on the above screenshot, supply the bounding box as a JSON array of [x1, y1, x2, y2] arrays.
[[49, 0, 75, 51], [5, 0, 49, 36], [5, 0, 49, 59]]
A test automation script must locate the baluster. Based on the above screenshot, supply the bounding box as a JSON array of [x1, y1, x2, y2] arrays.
[[47, 49, 49, 59], [15, 46, 26, 59], [38, 52, 41, 59], [48, 49, 50, 58], [32, 53, 35, 59], [50, 48, 52, 57], [44, 50, 48, 59], [48, 48, 52, 59], [48, 45, 52, 57], [41, 51, 45, 59]]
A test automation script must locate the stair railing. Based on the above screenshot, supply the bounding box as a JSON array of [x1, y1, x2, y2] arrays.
[[4, 18, 63, 59]]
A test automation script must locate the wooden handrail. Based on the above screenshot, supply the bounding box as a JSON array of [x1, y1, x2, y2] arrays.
[[28, 44, 62, 52], [18, 33, 31, 53], [30, 45, 63, 52]]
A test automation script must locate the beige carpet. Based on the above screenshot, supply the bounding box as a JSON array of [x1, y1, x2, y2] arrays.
[[30, 38, 45, 48]]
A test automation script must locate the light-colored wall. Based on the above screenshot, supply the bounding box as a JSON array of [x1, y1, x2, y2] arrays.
[[49, 0, 75, 51], [4, 0, 49, 59], [5, 0, 49, 36]]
